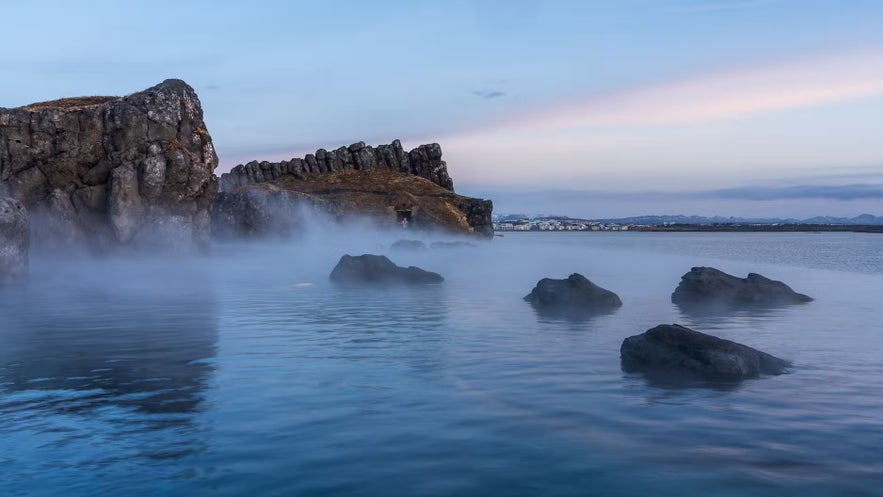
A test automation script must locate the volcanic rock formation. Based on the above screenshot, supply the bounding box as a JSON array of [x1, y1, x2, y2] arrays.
[[0, 79, 218, 251], [220, 140, 453, 192], [216, 142, 493, 238]]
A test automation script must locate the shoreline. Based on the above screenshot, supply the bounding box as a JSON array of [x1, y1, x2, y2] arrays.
[[496, 225, 883, 234]]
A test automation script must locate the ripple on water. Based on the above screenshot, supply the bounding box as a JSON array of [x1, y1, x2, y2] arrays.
[[1, 233, 882, 496]]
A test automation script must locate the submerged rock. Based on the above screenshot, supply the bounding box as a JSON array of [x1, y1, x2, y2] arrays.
[[329, 254, 443, 285], [0, 79, 218, 251], [671, 267, 812, 306], [430, 241, 478, 249], [524, 273, 622, 315], [391, 239, 427, 251], [0, 197, 29, 283], [621, 324, 791, 381]]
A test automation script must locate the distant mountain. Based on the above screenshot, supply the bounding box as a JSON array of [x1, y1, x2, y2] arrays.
[[495, 213, 883, 226]]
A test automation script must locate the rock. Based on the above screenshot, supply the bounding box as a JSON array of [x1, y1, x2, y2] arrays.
[[0, 197, 29, 283], [456, 197, 495, 237], [391, 239, 427, 251], [430, 241, 478, 249], [672, 267, 812, 306], [524, 273, 622, 315], [219, 139, 455, 193], [329, 254, 443, 285], [621, 324, 791, 381], [212, 183, 333, 239], [0, 79, 218, 251], [217, 142, 493, 238]]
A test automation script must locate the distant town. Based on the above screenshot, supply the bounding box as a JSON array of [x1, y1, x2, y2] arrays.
[[494, 218, 631, 231], [492, 214, 883, 233]]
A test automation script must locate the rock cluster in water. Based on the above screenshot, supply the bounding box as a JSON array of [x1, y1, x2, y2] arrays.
[[329, 254, 443, 285], [621, 324, 791, 381], [524, 273, 623, 315], [0, 197, 29, 282], [672, 267, 813, 306], [0, 79, 218, 251]]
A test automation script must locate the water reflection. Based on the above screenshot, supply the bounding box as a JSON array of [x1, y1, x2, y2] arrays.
[[313, 285, 448, 334], [0, 260, 218, 420], [530, 305, 619, 324], [674, 301, 793, 330], [622, 370, 746, 392]]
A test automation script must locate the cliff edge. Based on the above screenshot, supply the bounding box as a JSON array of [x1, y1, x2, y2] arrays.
[[215, 141, 493, 238], [0, 79, 218, 251]]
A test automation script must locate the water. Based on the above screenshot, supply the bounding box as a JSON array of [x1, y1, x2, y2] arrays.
[[1, 232, 882, 496]]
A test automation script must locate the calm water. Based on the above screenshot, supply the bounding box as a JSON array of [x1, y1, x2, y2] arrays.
[[1, 232, 882, 496]]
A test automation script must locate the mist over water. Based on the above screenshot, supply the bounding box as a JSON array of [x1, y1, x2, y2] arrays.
[[1, 229, 882, 496]]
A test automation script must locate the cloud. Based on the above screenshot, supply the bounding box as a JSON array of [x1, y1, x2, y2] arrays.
[[521, 49, 883, 129], [711, 183, 883, 201], [461, 185, 883, 219], [663, 0, 779, 13], [472, 89, 506, 100], [465, 182, 883, 204], [434, 49, 883, 188]]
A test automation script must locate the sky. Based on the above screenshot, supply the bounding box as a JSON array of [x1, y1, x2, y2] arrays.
[[2, 0, 882, 218]]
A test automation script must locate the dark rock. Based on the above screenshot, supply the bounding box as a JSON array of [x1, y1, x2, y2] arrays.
[[329, 254, 443, 285], [430, 241, 478, 249], [0, 79, 218, 252], [212, 184, 332, 239], [621, 324, 791, 381], [0, 197, 29, 283], [524, 273, 622, 315], [672, 267, 812, 306], [456, 197, 494, 237], [391, 239, 427, 251]]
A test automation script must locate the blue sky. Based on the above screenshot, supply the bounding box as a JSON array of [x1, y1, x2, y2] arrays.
[[2, 0, 882, 217]]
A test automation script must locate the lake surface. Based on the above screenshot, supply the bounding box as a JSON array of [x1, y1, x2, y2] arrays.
[[1, 231, 882, 496]]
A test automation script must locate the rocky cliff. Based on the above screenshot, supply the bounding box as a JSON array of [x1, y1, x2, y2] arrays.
[[215, 142, 493, 238], [0, 79, 218, 251], [219, 140, 454, 193]]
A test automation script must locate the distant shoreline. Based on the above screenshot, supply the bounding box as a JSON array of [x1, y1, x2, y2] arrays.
[[497, 224, 883, 234]]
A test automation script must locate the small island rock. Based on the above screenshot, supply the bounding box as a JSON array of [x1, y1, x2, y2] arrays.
[[621, 324, 791, 381], [330, 254, 443, 285], [430, 241, 478, 249], [672, 267, 812, 306], [391, 239, 427, 251], [524, 273, 622, 314]]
